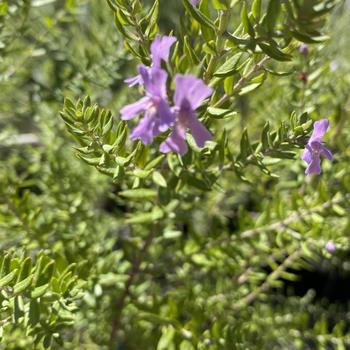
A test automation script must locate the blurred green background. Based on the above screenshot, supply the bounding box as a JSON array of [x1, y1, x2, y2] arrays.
[[1, 0, 350, 349]]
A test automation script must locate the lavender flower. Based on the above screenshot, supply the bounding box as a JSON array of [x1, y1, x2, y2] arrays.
[[190, 0, 200, 5], [125, 35, 176, 87], [120, 66, 174, 144], [325, 241, 336, 253], [299, 43, 309, 56], [301, 119, 333, 175], [160, 75, 213, 155]]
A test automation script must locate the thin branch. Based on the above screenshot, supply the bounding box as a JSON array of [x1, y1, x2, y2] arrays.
[[109, 228, 156, 349], [233, 249, 302, 310], [211, 56, 270, 109], [206, 193, 350, 248]]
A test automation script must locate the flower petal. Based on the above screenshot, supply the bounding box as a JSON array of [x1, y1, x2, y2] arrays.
[[187, 114, 212, 147], [305, 156, 321, 175], [124, 74, 143, 87], [174, 74, 213, 110], [310, 119, 329, 142], [160, 126, 188, 155], [120, 96, 149, 120], [130, 111, 160, 144], [151, 35, 177, 68], [321, 145, 333, 161], [301, 146, 312, 164], [138, 65, 168, 98], [157, 99, 175, 132]]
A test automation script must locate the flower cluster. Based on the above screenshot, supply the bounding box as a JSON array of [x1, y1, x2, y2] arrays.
[[121, 36, 333, 173], [120, 35, 212, 155]]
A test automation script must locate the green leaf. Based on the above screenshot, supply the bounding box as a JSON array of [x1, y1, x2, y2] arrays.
[[32, 256, 49, 286], [29, 299, 40, 326], [14, 275, 33, 294], [184, 36, 200, 64], [0, 253, 12, 278], [37, 261, 55, 285], [239, 82, 262, 95], [291, 30, 329, 44], [214, 53, 242, 77], [31, 283, 50, 298], [43, 335, 52, 349], [265, 0, 281, 32], [13, 296, 24, 323], [239, 129, 253, 159], [114, 11, 138, 41], [251, 0, 262, 20], [241, 1, 255, 37], [211, 0, 228, 10], [126, 207, 164, 224], [208, 107, 237, 119], [143, 0, 159, 29], [268, 150, 296, 159], [157, 326, 176, 350], [119, 188, 157, 199], [182, 0, 216, 31], [258, 42, 292, 61], [224, 75, 235, 96], [16, 257, 32, 283], [153, 171, 167, 188], [145, 155, 165, 170], [261, 122, 270, 150], [0, 269, 18, 287]]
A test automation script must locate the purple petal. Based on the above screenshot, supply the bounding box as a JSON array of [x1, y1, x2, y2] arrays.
[[187, 114, 212, 147], [321, 145, 333, 161], [151, 35, 177, 68], [138, 65, 168, 98], [130, 111, 160, 144], [124, 74, 143, 87], [157, 99, 175, 132], [310, 119, 329, 142], [120, 96, 149, 120], [305, 156, 321, 175], [190, 0, 200, 5], [160, 126, 188, 155], [174, 74, 213, 110], [301, 147, 312, 164], [129, 100, 173, 144]]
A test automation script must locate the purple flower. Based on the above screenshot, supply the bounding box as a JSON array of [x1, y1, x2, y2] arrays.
[[299, 43, 309, 56], [120, 66, 174, 144], [124, 35, 176, 87], [301, 119, 333, 175], [325, 241, 336, 253], [190, 0, 200, 5], [150, 35, 177, 68], [160, 75, 213, 155]]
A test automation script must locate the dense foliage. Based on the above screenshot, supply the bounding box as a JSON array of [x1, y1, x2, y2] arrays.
[[1, 0, 350, 349]]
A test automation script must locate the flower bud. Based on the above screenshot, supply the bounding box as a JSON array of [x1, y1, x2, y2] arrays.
[[325, 241, 336, 253], [299, 43, 309, 56]]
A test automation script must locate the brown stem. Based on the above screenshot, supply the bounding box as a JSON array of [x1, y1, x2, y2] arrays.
[[109, 228, 156, 349]]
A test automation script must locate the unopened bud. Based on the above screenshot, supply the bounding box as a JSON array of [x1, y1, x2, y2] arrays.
[[299, 43, 309, 56], [325, 241, 336, 253]]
